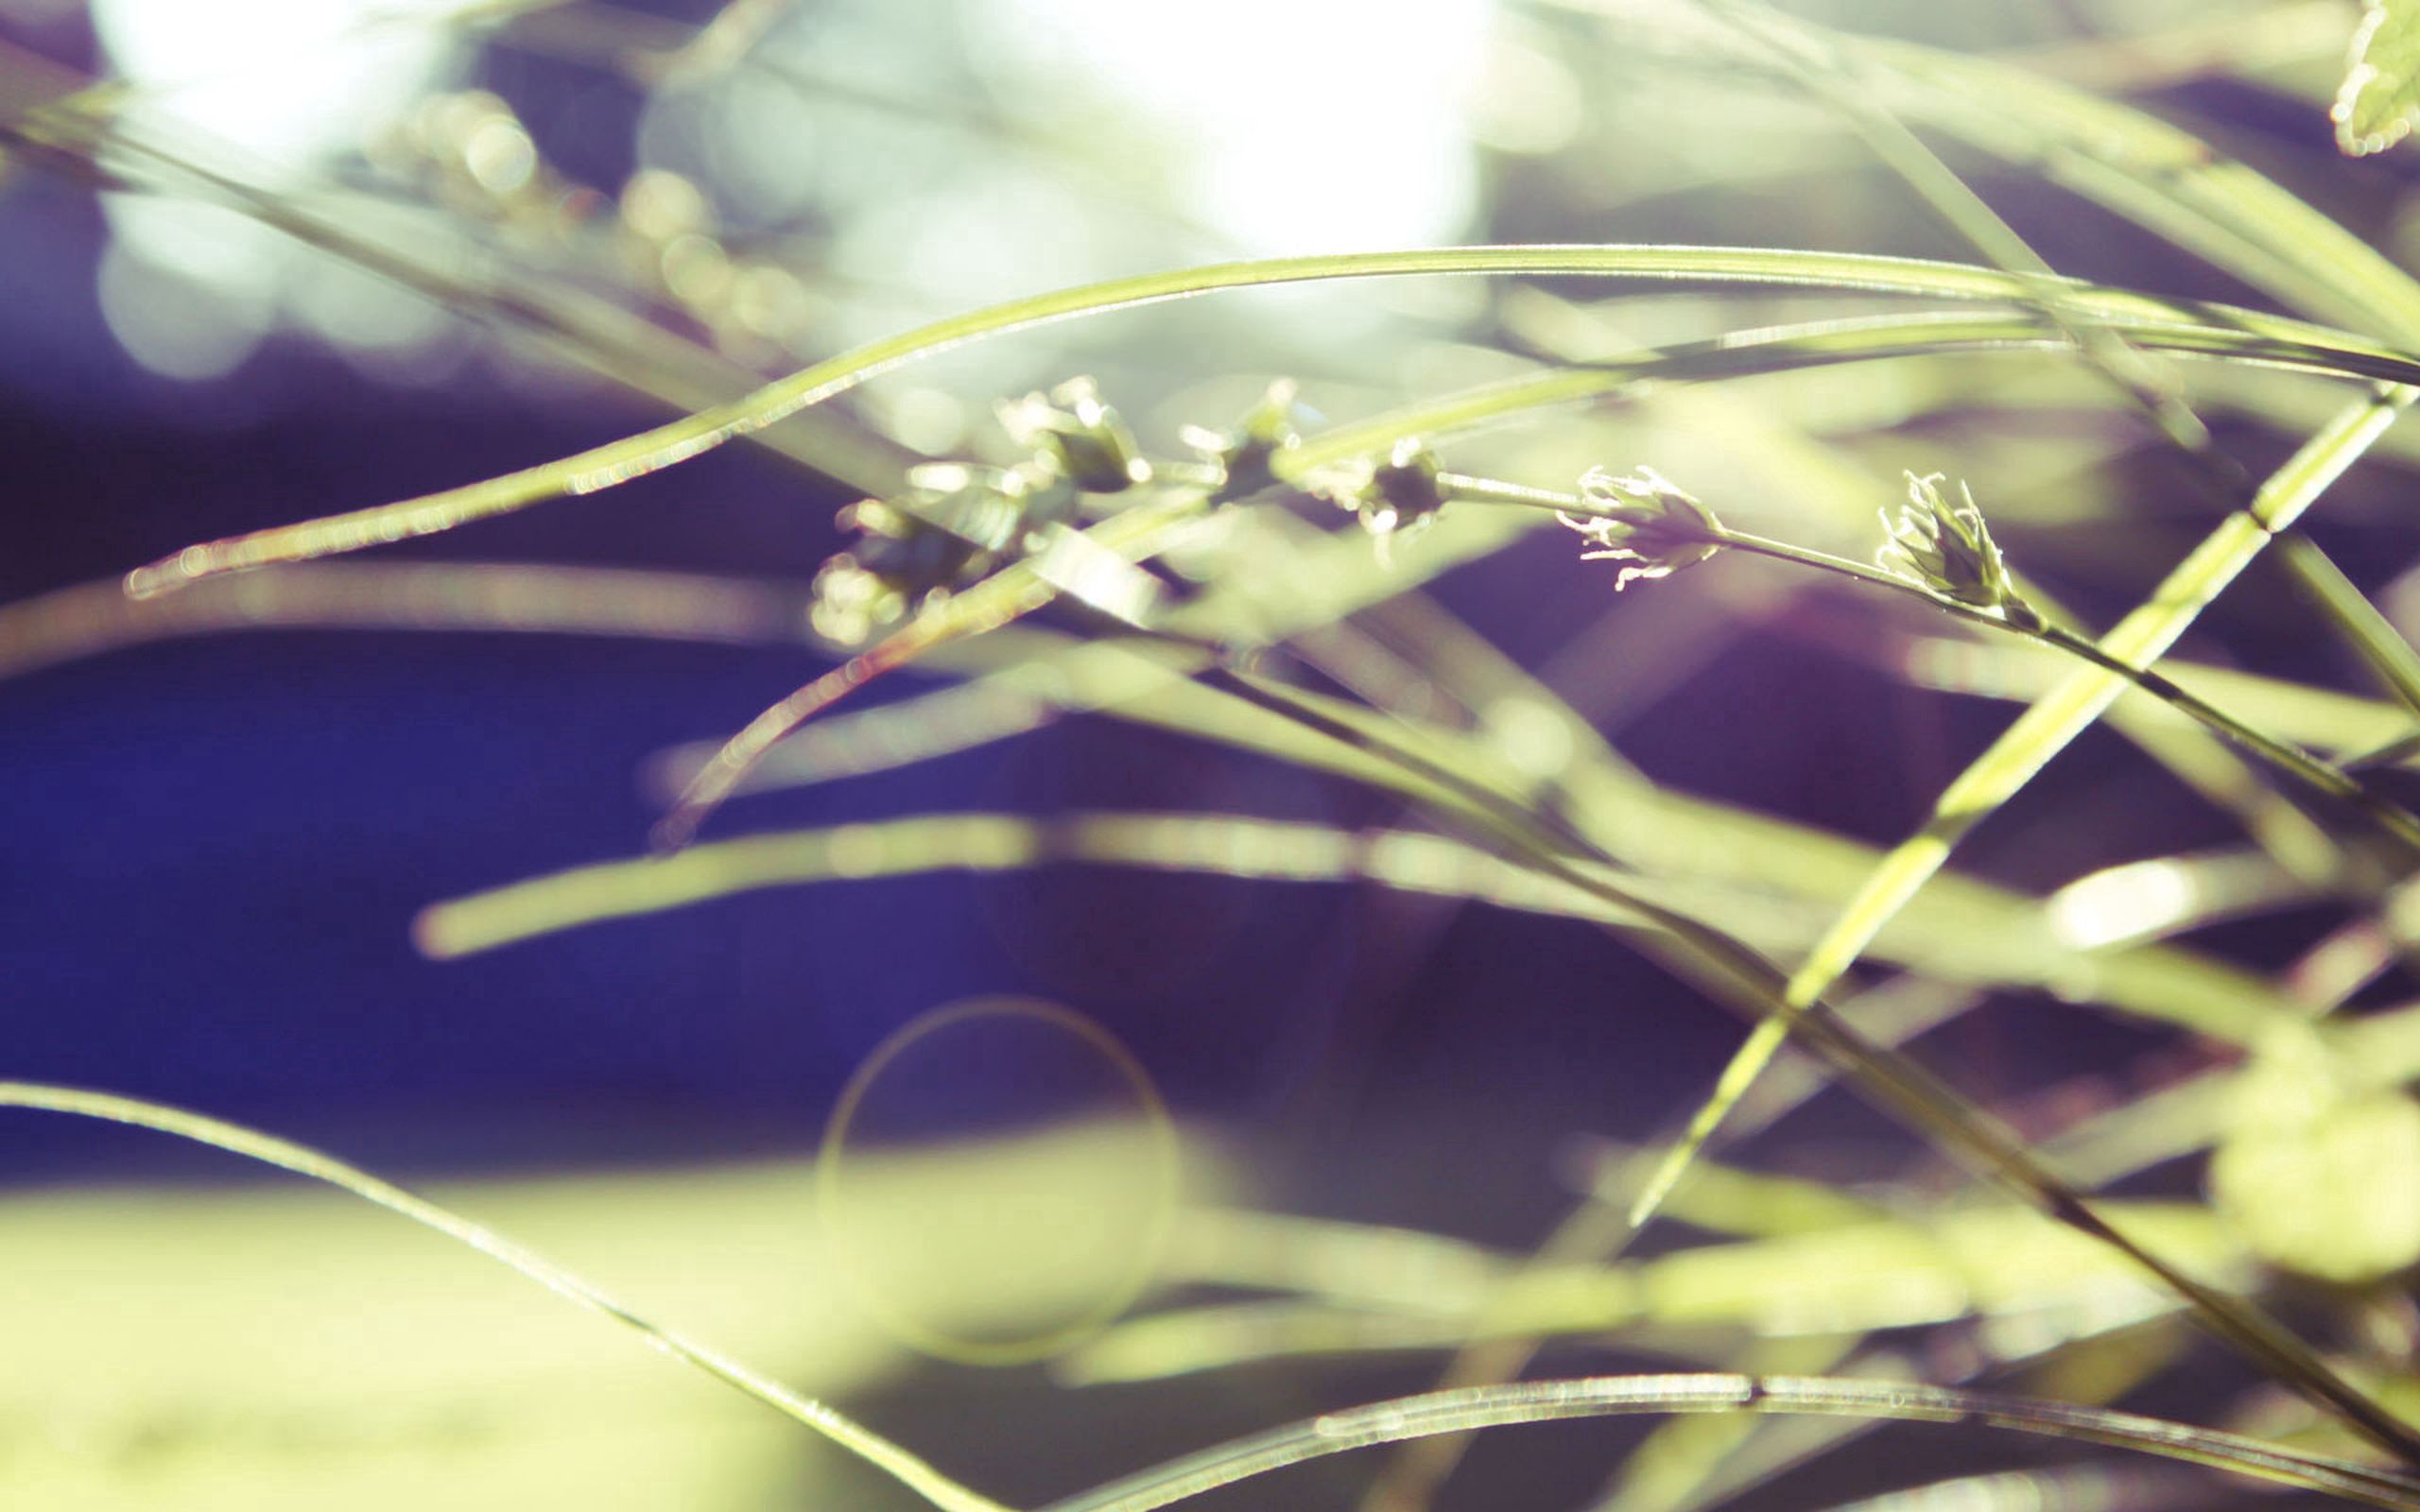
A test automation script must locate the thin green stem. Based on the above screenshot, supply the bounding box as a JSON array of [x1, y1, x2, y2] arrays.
[[1038, 1374, 2420, 1512], [111, 243, 2420, 596], [1446, 481, 2420, 855]]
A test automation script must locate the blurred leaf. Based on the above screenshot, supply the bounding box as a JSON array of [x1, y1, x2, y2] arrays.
[[2211, 1027, 2420, 1284], [2338, 1, 2420, 156]]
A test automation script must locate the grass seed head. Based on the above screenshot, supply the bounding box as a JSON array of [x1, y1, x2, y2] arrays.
[[1561, 465, 1723, 590], [1876, 472, 2039, 627], [999, 375, 1152, 492]]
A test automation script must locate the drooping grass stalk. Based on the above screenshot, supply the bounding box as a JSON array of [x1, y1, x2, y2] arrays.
[[1443, 471, 2420, 854], [113, 244, 2420, 597], [1621, 384, 2413, 1280], [1031, 1374, 2420, 1512], [1564, 0, 2420, 340], [657, 301, 2420, 848], [0, 1081, 1011, 1512]]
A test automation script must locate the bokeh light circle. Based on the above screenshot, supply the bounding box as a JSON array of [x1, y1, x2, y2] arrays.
[[816, 997, 1178, 1366]]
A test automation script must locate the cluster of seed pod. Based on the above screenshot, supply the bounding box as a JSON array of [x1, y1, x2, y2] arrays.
[[809, 377, 1150, 644]]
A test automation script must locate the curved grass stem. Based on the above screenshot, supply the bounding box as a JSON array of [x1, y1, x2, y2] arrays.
[[1445, 478, 2420, 857], [1038, 1374, 2420, 1512], [116, 246, 2420, 597]]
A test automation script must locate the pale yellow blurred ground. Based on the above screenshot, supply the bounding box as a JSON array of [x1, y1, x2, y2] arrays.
[[0, 1119, 1209, 1511]]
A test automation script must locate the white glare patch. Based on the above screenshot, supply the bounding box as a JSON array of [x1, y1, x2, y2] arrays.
[[91, 0, 468, 377], [96, 239, 276, 381], [969, 0, 1488, 257], [2048, 859, 2200, 951], [2046, 852, 2300, 952]]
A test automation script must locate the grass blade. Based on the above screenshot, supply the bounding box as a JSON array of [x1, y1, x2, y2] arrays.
[[117, 247, 2420, 595], [1036, 1374, 2420, 1512]]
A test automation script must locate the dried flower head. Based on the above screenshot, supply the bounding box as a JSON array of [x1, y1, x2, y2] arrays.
[[1560, 465, 1723, 589], [1319, 437, 1447, 556], [1876, 472, 2041, 628], [1180, 379, 1302, 504], [810, 461, 1066, 644], [998, 376, 1150, 492]]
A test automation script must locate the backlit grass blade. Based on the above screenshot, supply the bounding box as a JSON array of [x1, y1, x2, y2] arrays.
[[0, 563, 828, 682], [115, 245, 2420, 596], [1035, 1374, 2420, 1512]]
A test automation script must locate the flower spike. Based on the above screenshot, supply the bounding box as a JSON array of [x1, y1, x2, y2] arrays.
[[1876, 472, 2043, 629], [1560, 465, 1723, 590]]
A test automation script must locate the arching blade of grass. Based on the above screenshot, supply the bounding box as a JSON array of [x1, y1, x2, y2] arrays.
[[0, 563, 830, 682], [1692, 0, 2224, 465], [115, 245, 2420, 597], [1623, 385, 2411, 1245], [641, 301, 2420, 844], [433, 771, 2312, 1053], [1032, 1374, 2420, 1512], [1885, 48, 2420, 339], [0, 1082, 1011, 1512]]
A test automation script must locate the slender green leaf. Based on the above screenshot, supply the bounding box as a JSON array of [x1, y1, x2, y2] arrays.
[[1034, 1374, 2420, 1512], [121, 248, 2420, 595]]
